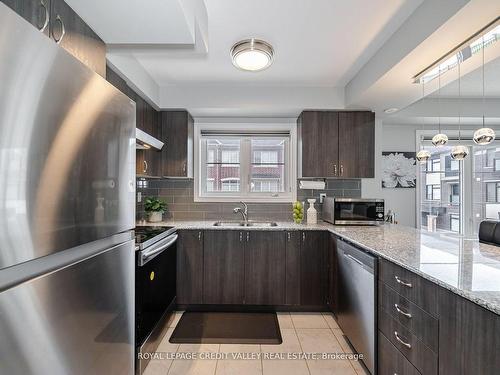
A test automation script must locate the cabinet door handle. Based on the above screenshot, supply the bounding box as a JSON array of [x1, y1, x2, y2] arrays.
[[394, 304, 412, 319], [394, 275, 412, 288], [340, 164, 344, 176], [143, 160, 148, 173], [53, 15, 66, 44], [246, 232, 249, 242], [239, 232, 242, 242], [39, 0, 49, 33], [394, 331, 411, 349], [333, 164, 337, 176], [182, 162, 186, 173], [198, 231, 202, 241], [287, 232, 291, 242], [302, 232, 305, 242]]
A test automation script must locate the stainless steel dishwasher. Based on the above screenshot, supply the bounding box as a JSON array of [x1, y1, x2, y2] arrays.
[[336, 238, 377, 374]]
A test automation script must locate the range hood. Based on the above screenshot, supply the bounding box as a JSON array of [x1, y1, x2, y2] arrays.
[[136, 128, 164, 150]]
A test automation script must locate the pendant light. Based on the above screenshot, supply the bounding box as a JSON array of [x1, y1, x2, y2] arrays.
[[416, 81, 431, 163], [473, 35, 495, 145], [451, 59, 469, 160], [432, 69, 449, 146]]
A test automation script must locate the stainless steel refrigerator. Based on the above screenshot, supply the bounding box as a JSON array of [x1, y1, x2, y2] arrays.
[[0, 4, 136, 374]]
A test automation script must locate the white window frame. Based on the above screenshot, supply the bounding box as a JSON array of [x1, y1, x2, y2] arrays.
[[194, 121, 297, 202]]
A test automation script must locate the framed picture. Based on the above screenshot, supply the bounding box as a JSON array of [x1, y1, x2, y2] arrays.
[[381, 151, 416, 188]]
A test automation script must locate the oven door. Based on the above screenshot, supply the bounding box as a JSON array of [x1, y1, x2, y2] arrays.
[[334, 200, 384, 225], [136, 233, 177, 348]]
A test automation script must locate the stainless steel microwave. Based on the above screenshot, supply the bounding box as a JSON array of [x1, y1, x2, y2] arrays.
[[323, 197, 385, 225]]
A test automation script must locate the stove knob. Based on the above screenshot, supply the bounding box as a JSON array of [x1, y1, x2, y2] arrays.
[[377, 213, 383, 218]]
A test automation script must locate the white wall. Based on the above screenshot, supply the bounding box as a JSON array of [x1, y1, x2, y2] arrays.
[[362, 120, 419, 227]]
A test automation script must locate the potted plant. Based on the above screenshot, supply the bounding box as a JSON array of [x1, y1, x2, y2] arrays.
[[144, 197, 167, 223]]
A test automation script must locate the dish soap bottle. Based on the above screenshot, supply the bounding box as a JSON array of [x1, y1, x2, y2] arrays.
[[307, 199, 317, 225]]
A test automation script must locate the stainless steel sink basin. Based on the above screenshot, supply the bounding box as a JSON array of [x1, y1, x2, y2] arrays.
[[246, 221, 278, 227], [213, 221, 246, 227], [212, 221, 278, 227]]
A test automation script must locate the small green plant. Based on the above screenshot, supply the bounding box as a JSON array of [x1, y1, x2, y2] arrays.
[[144, 197, 167, 213]]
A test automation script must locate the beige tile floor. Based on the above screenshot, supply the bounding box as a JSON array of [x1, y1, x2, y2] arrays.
[[144, 312, 369, 375]]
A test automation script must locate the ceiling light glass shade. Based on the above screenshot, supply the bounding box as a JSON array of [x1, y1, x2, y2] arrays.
[[473, 127, 495, 145], [451, 145, 469, 160], [432, 133, 448, 147], [416, 149, 431, 163], [231, 39, 274, 71]]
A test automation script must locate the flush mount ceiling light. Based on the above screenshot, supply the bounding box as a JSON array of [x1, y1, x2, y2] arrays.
[[384, 108, 399, 114], [230, 39, 274, 72]]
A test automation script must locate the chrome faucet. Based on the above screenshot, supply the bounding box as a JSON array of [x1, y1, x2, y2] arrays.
[[233, 201, 248, 224]]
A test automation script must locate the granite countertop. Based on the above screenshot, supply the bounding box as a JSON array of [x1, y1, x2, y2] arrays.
[[137, 219, 500, 315]]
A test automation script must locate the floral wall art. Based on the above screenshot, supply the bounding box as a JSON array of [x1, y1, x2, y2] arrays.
[[381, 151, 417, 188]]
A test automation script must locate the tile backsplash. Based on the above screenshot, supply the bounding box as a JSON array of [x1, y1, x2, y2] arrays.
[[136, 178, 361, 222]]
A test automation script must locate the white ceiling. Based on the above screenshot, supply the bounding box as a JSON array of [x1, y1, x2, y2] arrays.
[[133, 0, 421, 87]]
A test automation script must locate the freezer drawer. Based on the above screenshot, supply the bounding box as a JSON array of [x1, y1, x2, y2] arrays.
[[0, 240, 135, 375]]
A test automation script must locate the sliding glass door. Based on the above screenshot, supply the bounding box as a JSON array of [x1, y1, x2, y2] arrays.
[[418, 138, 500, 237]]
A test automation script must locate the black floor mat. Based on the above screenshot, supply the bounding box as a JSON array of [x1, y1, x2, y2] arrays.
[[169, 311, 282, 344]]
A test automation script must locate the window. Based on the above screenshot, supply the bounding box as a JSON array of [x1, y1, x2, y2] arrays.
[[450, 183, 460, 204], [427, 158, 441, 172], [495, 159, 500, 171], [450, 214, 460, 232], [486, 182, 500, 203], [486, 149, 495, 167], [195, 123, 296, 202], [426, 185, 441, 200]]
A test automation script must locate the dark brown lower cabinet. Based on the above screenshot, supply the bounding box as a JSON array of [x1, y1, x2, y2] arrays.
[[438, 288, 500, 375], [300, 231, 327, 306], [244, 231, 286, 305], [378, 332, 421, 375], [327, 232, 338, 314], [203, 230, 245, 304], [176, 230, 203, 305], [285, 231, 301, 305]]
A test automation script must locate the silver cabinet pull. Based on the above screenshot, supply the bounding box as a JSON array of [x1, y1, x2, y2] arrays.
[[302, 232, 305, 242], [246, 232, 249, 242], [182, 162, 186, 173], [394, 275, 412, 288], [198, 231, 202, 241], [53, 15, 65, 44], [394, 304, 412, 318], [39, 0, 49, 32], [239, 232, 242, 242], [143, 160, 148, 173], [333, 164, 337, 176], [394, 331, 411, 349], [340, 164, 344, 176], [287, 232, 291, 241]]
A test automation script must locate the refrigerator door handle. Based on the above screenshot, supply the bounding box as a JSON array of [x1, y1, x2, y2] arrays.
[[139, 234, 178, 266]]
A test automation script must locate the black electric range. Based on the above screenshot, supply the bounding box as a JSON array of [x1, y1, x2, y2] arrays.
[[134, 225, 177, 374], [134, 225, 176, 251]]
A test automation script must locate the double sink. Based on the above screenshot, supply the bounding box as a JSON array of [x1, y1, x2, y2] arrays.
[[213, 221, 278, 227]]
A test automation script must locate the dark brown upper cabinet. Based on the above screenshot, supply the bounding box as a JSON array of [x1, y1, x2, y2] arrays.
[[2, 0, 105, 76], [338, 111, 375, 178], [298, 110, 374, 178], [136, 97, 160, 177], [159, 111, 194, 178]]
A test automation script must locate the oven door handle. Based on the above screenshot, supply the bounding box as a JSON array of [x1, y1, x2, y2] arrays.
[[139, 233, 177, 266]]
